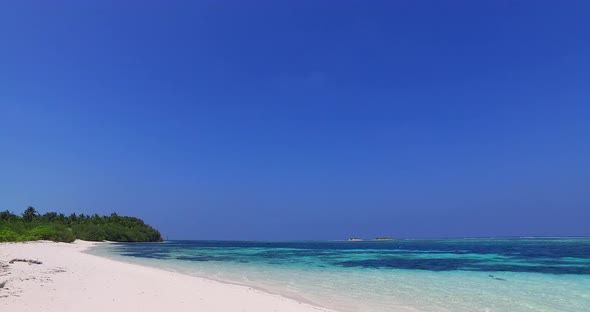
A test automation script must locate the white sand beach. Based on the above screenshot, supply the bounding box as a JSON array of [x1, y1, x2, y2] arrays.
[[0, 241, 334, 312]]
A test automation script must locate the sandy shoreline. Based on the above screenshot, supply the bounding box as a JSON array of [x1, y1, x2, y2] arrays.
[[0, 240, 335, 312]]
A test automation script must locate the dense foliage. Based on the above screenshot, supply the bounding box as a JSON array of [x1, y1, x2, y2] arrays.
[[0, 207, 163, 243]]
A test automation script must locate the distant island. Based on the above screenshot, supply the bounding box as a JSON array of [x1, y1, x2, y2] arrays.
[[0, 207, 163, 243], [347, 237, 394, 241]]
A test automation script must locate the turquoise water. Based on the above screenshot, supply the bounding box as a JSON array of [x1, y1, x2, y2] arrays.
[[90, 238, 590, 312]]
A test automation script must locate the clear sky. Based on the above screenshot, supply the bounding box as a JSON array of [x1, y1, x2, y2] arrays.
[[1, 1, 589, 240]]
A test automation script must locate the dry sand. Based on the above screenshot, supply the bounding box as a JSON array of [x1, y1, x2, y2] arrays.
[[0, 240, 335, 312]]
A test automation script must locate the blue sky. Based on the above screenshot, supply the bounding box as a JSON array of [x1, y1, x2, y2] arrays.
[[1, 1, 589, 239]]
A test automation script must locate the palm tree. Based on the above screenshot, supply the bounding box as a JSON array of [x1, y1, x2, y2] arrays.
[[0, 210, 17, 221], [42, 212, 59, 222], [22, 206, 38, 222], [68, 213, 78, 224]]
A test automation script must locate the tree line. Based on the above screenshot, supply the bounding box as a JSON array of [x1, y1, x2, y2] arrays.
[[0, 207, 163, 243]]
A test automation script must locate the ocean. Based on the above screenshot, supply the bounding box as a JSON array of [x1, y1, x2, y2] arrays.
[[89, 238, 590, 312]]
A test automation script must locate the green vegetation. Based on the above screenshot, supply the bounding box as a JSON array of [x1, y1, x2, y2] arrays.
[[0, 207, 163, 243], [374, 237, 394, 241]]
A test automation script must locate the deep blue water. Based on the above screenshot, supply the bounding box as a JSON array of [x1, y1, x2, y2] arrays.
[[110, 238, 590, 275]]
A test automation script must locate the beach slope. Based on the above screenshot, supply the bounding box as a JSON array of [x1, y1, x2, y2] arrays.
[[0, 241, 332, 312]]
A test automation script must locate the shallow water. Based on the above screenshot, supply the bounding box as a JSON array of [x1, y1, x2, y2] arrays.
[[90, 238, 590, 312]]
